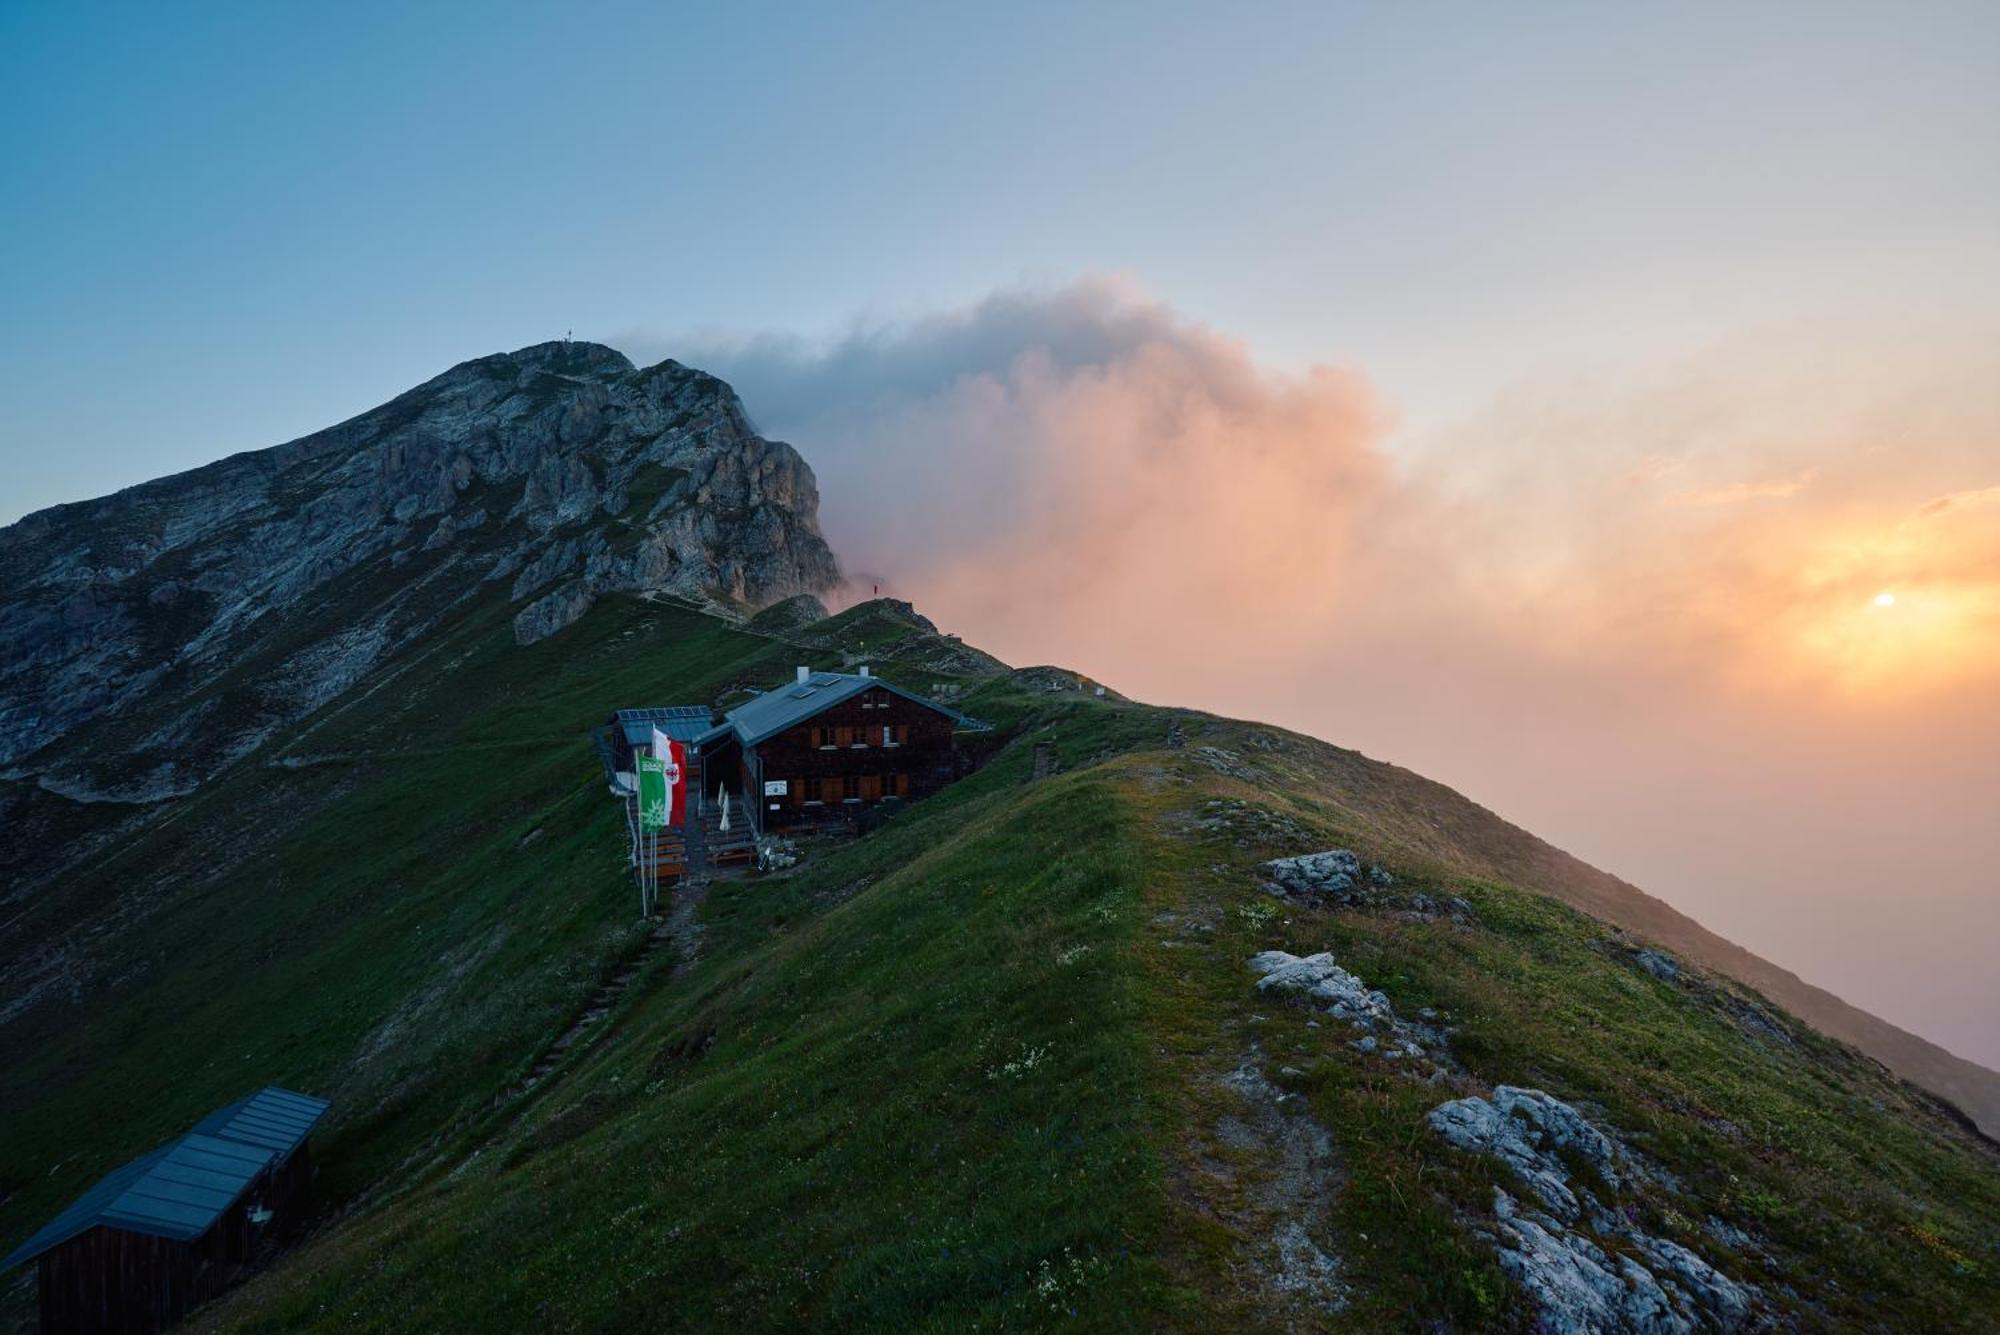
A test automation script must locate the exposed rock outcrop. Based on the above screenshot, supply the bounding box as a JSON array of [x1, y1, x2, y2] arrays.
[[1262, 849, 1395, 902], [1261, 849, 1474, 922], [1247, 951, 1457, 1080], [1429, 1086, 1626, 1220], [1631, 947, 1681, 982], [0, 341, 839, 800], [1428, 1087, 1762, 1331], [1249, 950, 1395, 1027], [511, 579, 597, 645]]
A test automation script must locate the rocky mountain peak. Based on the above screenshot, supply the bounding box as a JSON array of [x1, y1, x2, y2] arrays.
[[478, 339, 637, 378], [0, 344, 840, 800]]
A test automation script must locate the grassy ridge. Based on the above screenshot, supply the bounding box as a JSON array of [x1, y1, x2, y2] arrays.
[[215, 736, 1170, 1329], [0, 598, 822, 1279], [6, 595, 1998, 1331], [1120, 741, 2000, 1330]]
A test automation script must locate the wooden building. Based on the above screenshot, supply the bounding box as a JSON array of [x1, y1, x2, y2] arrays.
[[1, 1087, 329, 1334], [705, 666, 975, 833], [597, 667, 982, 865]]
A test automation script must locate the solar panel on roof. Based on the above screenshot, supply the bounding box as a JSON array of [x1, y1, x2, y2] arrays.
[[614, 706, 716, 745]]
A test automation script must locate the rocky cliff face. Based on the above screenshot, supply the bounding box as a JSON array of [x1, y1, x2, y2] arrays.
[[0, 341, 839, 800]]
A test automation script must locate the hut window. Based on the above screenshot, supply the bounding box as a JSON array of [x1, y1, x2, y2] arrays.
[[842, 774, 861, 802], [816, 726, 837, 749]]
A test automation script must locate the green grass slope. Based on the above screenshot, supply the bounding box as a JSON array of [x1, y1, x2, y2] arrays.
[[0, 597, 853, 1312], [4, 598, 1997, 1330]]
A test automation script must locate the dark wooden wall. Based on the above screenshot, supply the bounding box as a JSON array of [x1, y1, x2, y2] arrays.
[[750, 687, 958, 830], [35, 1144, 315, 1334]]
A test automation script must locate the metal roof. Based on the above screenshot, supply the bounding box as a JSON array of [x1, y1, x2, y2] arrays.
[[1, 1087, 329, 1271], [190, 1086, 330, 1161], [711, 671, 973, 748], [612, 706, 714, 747]]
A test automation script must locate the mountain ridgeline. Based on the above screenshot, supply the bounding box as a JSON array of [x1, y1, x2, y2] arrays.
[[0, 341, 837, 804], [1, 345, 1996, 1331]]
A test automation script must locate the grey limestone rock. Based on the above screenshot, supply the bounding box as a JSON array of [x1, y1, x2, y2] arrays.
[[1248, 951, 1395, 1027], [1632, 948, 1681, 982], [1428, 1085, 1624, 1219], [512, 580, 597, 645], [1263, 849, 1409, 910], [0, 341, 840, 799], [1489, 1189, 1694, 1335], [1431, 1094, 1762, 1331], [1249, 952, 1460, 1085], [1263, 850, 1365, 900]]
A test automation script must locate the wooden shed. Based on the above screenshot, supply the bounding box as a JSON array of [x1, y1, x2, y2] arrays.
[[1, 1087, 329, 1334]]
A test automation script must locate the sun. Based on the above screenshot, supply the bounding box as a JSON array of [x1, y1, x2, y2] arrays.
[[1873, 591, 1896, 608]]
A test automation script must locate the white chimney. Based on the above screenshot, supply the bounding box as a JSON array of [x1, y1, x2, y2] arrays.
[[796, 665, 810, 684], [859, 665, 871, 677]]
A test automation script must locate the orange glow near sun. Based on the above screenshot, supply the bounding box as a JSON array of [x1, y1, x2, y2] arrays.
[[1768, 518, 2000, 698]]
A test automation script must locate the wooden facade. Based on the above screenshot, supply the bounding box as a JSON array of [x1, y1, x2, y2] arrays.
[[600, 672, 982, 872], [5, 1087, 329, 1335], [744, 683, 960, 831], [33, 1148, 312, 1335]]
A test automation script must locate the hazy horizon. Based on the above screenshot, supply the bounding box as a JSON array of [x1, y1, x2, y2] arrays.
[[645, 279, 2000, 1072], [3, 3, 1995, 1068]]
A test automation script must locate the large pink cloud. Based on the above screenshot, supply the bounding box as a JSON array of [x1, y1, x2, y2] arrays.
[[664, 279, 1399, 673], [642, 280, 2000, 1067]]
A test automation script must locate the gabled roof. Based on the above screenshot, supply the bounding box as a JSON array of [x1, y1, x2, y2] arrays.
[[1, 1087, 329, 1271], [612, 706, 714, 748], [708, 671, 975, 748]]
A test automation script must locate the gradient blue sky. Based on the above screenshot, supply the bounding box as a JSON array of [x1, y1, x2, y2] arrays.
[[5, 1, 1997, 521], [4, 3, 1998, 1062]]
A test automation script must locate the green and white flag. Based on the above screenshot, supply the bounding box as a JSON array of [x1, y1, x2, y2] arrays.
[[637, 754, 670, 831]]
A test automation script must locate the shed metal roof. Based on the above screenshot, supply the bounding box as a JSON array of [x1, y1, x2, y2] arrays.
[[612, 706, 714, 747], [711, 671, 975, 748], [1, 1087, 329, 1271], [191, 1086, 330, 1161]]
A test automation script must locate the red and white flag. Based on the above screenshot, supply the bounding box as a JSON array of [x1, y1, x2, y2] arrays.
[[650, 727, 688, 827]]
